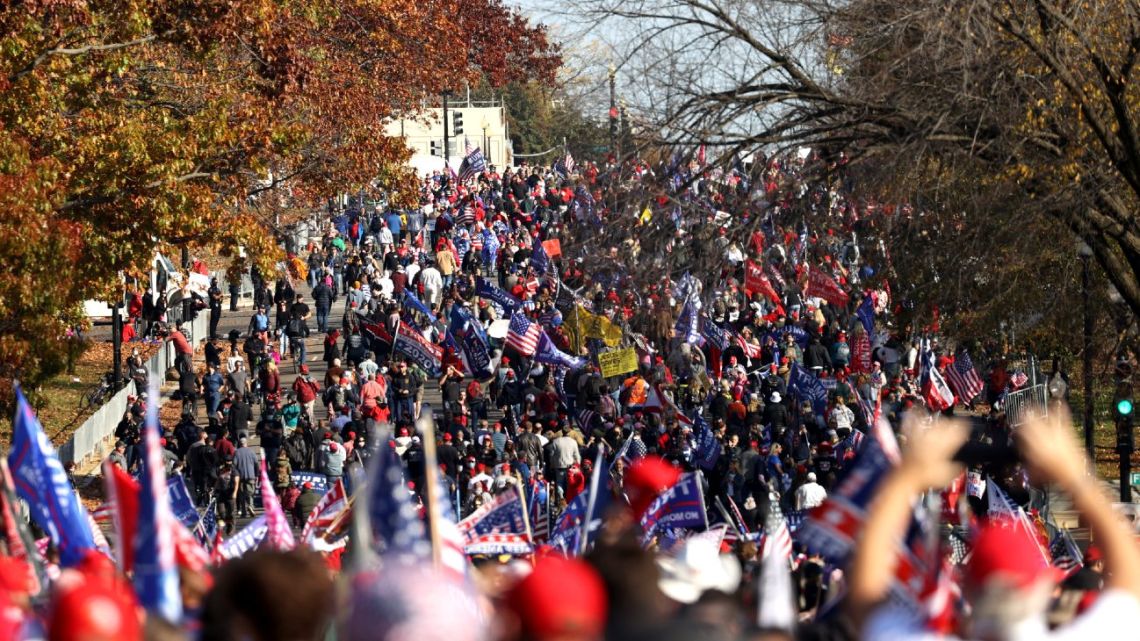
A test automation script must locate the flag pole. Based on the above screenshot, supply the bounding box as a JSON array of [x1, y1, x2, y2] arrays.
[[516, 478, 534, 556], [578, 447, 606, 556], [416, 406, 443, 570]]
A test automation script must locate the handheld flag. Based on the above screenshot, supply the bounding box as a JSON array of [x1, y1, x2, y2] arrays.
[[259, 459, 295, 550], [457, 485, 533, 555], [506, 312, 543, 356], [8, 385, 96, 567], [133, 382, 182, 622]]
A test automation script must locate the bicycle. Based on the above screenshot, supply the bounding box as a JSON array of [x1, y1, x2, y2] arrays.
[[79, 372, 119, 411]]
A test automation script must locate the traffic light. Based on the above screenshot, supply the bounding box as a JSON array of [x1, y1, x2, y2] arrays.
[[430, 140, 441, 156], [452, 111, 464, 135], [1115, 356, 1135, 501]]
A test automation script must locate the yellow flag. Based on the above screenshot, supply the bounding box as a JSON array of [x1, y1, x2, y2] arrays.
[[575, 305, 624, 347]]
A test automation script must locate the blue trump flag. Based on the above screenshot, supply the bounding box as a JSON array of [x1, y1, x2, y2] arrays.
[[534, 331, 588, 370], [449, 303, 494, 379], [531, 236, 551, 275], [134, 383, 182, 622], [548, 482, 611, 556], [640, 472, 708, 542], [8, 386, 96, 567], [700, 316, 730, 351], [475, 277, 522, 314], [674, 298, 701, 345], [402, 290, 438, 324], [856, 294, 876, 343], [788, 363, 829, 415], [692, 413, 721, 471]]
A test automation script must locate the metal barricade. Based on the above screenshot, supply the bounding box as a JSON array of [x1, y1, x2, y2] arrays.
[[1005, 383, 1049, 427]]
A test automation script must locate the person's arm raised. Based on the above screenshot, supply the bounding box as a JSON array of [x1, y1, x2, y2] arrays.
[[847, 417, 969, 631], [1017, 409, 1140, 601]]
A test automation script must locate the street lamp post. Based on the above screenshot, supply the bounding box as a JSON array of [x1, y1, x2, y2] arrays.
[[1078, 241, 1094, 461], [482, 118, 490, 165]]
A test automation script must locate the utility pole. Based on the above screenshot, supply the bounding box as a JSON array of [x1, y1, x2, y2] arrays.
[[442, 90, 453, 171], [111, 300, 123, 386], [1079, 243, 1095, 460]]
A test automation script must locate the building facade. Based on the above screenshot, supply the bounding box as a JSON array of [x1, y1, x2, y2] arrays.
[[386, 100, 510, 176]]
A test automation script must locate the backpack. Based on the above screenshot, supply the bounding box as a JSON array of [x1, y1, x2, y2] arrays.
[[286, 317, 305, 338], [327, 385, 347, 409]]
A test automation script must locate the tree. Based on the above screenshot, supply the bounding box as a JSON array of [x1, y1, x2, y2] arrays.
[[549, 0, 1140, 352], [0, 0, 559, 408]]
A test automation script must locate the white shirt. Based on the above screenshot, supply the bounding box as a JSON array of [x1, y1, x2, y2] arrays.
[[864, 589, 1140, 641], [795, 482, 828, 511]]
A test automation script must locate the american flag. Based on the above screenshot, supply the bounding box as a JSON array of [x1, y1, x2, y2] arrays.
[[457, 485, 533, 555], [945, 351, 984, 404], [458, 140, 487, 183], [761, 500, 793, 560], [529, 477, 551, 542], [457, 203, 475, 227], [197, 499, 218, 549], [428, 462, 469, 581], [367, 442, 431, 559], [726, 495, 751, 535], [506, 312, 542, 356], [172, 520, 210, 572], [1049, 529, 1083, 578], [301, 478, 348, 544], [735, 334, 763, 360], [258, 459, 295, 550]]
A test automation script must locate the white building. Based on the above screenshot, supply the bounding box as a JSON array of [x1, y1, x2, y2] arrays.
[[386, 99, 511, 177]]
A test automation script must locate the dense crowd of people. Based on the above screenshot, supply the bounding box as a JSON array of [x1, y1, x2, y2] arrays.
[[4, 151, 1139, 641]]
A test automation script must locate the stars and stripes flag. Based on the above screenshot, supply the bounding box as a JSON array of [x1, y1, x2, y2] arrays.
[[529, 477, 551, 543], [506, 312, 542, 356], [458, 139, 487, 183], [197, 499, 218, 549], [301, 478, 349, 545], [457, 203, 475, 227], [457, 484, 533, 555], [1049, 528, 1084, 578], [919, 339, 955, 411], [761, 501, 793, 560], [945, 350, 984, 404], [259, 459, 295, 550]]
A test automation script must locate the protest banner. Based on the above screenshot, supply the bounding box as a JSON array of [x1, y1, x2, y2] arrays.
[[598, 348, 639, 378]]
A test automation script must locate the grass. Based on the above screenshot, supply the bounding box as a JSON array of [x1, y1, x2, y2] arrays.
[[0, 340, 158, 449], [1068, 384, 1135, 481]]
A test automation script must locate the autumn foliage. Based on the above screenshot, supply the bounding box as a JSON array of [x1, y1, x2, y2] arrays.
[[0, 0, 559, 405]]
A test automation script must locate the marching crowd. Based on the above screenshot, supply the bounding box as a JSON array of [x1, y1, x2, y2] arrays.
[[5, 150, 1140, 641]]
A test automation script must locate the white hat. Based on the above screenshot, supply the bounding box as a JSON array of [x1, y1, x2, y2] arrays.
[[770, 392, 781, 403], [656, 539, 742, 604]]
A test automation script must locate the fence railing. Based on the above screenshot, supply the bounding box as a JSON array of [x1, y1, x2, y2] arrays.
[[1005, 383, 1049, 428], [60, 310, 208, 466]]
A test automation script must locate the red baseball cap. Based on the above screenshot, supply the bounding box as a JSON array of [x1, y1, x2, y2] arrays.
[[48, 577, 142, 641], [624, 456, 681, 518], [965, 517, 1059, 590], [505, 556, 607, 641]]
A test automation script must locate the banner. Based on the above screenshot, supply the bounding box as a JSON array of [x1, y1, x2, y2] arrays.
[[219, 515, 267, 560], [806, 268, 850, 308], [290, 472, 329, 494], [640, 472, 708, 541], [598, 348, 639, 378], [777, 325, 809, 349], [788, 363, 829, 415], [745, 259, 780, 303], [542, 238, 562, 258], [475, 277, 522, 314], [393, 322, 443, 377], [851, 333, 872, 373]]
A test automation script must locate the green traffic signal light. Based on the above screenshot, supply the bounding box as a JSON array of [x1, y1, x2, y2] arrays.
[[1119, 399, 1134, 416]]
